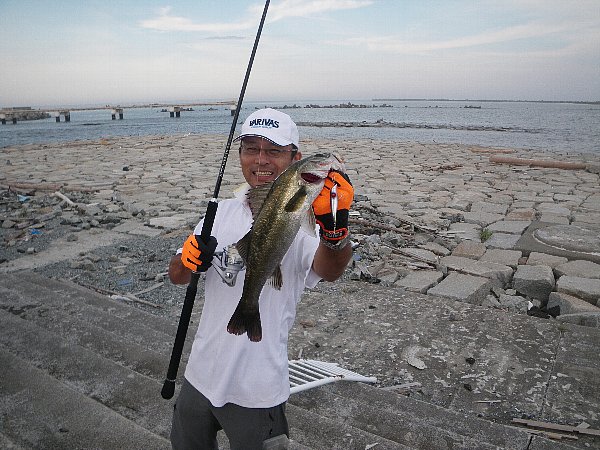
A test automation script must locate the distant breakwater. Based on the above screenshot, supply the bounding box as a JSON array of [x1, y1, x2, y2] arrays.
[[2, 111, 50, 121], [297, 120, 538, 133], [261, 102, 394, 109]]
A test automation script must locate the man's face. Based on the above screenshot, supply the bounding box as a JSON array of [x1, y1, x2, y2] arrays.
[[239, 136, 302, 187]]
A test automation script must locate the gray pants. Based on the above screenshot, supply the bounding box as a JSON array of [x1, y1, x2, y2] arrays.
[[171, 379, 289, 450]]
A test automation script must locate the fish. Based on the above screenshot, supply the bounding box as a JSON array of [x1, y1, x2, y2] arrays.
[[227, 152, 344, 342]]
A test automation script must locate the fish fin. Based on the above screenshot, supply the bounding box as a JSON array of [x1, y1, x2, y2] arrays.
[[235, 230, 252, 265], [267, 265, 283, 290], [246, 182, 274, 219], [300, 209, 318, 237], [227, 302, 262, 342], [234, 182, 251, 195], [284, 185, 307, 212]]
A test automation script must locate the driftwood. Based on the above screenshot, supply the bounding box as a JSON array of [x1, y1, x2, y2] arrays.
[[489, 155, 587, 170], [382, 244, 438, 267], [512, 418, 600, 437], [469, 147, 515, 154], [53, 191, 75, 206], [2, 182, 63, 191], [132, 282, 164, 296], [75, 281, 162, 309], [350, 218, 412, 235], [524, 429, 578, 441], [349, 217, 436, 234], [2, 181, 110, 193], [427, 163, 462, 171]]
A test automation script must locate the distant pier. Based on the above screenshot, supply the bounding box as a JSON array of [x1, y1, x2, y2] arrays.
[[50, 111, 71, 122], [111, 108, 124, 120], [0, 101, 236, 124]]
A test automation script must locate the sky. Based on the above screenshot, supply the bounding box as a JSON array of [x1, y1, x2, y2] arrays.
[[1, 0, 599, 107]]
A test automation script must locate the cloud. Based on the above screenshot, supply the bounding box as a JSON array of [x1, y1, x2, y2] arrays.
[[139, 6, 255, 32], [202, 36, 245, 41], [264, 0, 373, 22], [338, 20, 594, 54], [139, 1, 373, 33]]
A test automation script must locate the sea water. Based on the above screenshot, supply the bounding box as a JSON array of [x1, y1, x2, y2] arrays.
[[1, 100, 598, 155]]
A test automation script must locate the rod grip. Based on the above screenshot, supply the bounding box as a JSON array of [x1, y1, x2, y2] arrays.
[[200, 200, 218, 242]]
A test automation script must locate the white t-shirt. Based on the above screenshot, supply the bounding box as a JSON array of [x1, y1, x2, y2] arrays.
[[183, 186, 321, 408]]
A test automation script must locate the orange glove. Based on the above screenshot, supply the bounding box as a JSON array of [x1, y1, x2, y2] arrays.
[[313, 170, 353, 247], [181, 234, 218, 272]]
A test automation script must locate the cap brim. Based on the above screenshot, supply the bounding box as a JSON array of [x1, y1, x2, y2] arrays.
[[234, 133, 294, 147]]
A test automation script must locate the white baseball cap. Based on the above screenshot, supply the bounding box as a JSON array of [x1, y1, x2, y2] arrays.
[[235, 108, 299, 149]]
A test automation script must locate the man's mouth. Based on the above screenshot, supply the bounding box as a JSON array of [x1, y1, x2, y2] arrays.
[[254, 170, 274, 178]]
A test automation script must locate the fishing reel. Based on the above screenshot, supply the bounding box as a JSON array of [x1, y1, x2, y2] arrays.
[[212, 245, 245, 287]]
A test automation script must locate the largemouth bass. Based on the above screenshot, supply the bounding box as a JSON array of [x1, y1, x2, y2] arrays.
[[227, 152, 344, 342]]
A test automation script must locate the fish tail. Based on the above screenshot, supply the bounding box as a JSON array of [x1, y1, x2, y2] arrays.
[[227, 303, 262, 342], [227, 302, 247, 336], [246, 313, 262, 342]]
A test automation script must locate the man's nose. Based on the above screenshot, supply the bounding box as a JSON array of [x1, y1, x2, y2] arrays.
[[253, 149, 272, 160]]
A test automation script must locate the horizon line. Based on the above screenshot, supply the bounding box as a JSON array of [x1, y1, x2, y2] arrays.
[[3, 97, 600, 111]]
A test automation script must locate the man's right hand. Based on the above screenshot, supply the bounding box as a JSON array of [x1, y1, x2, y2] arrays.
[[181, 234, 218, 272]]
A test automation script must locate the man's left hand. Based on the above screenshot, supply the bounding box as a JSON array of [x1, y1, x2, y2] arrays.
[[312, 170, 354, 248]]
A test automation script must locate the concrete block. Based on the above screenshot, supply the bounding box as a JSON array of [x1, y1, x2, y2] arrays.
[[418, 242, 451, 256], [396, 270, 444, 293], [449, 222, 481, 241], [482, 294, 502, 309], [446, 199, 471, 211], [484, 233, 521, 250], [557, 276, 600, 306], [147, 214, 194, 231], [439, 256, 513, 288], [526, 252, 568, 268], [111, 219, 163, 237], [470, 202, 508, 215], [427, 272, 491, 305], [398, 248, 438, 265], [498, 294, 529, 313], [538, 213, 570, 224], [572, 212, 600, 225], [554, 260, 600, 279], [480, 249, 522, 269], [487, 220, 532, 234], [547, 292, 600, 315], [511, 201, 535, 209], [513, 265, 555, 302], [506, 209, 536, 221], [378, 268, 400, 285], [536, 203, 571, 215], [462, 212, 504, 227], [557, 312, 600, 328], [451, 241, 486, 259]]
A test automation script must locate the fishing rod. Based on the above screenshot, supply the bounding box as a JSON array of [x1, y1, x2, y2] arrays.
[[161, 0, 271, 400]]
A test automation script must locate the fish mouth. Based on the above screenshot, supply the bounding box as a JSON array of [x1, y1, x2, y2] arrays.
[[300, 172, 325, 184]]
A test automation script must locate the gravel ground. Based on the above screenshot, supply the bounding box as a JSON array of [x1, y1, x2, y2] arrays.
[[1, 187, 418, 322], [34, 231, 194, 313]]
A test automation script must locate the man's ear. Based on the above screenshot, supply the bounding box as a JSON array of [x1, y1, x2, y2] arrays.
[[293, 151, 302, 161]]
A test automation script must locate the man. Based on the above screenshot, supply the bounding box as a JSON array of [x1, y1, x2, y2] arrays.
[[169, 108, 353, 449]]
